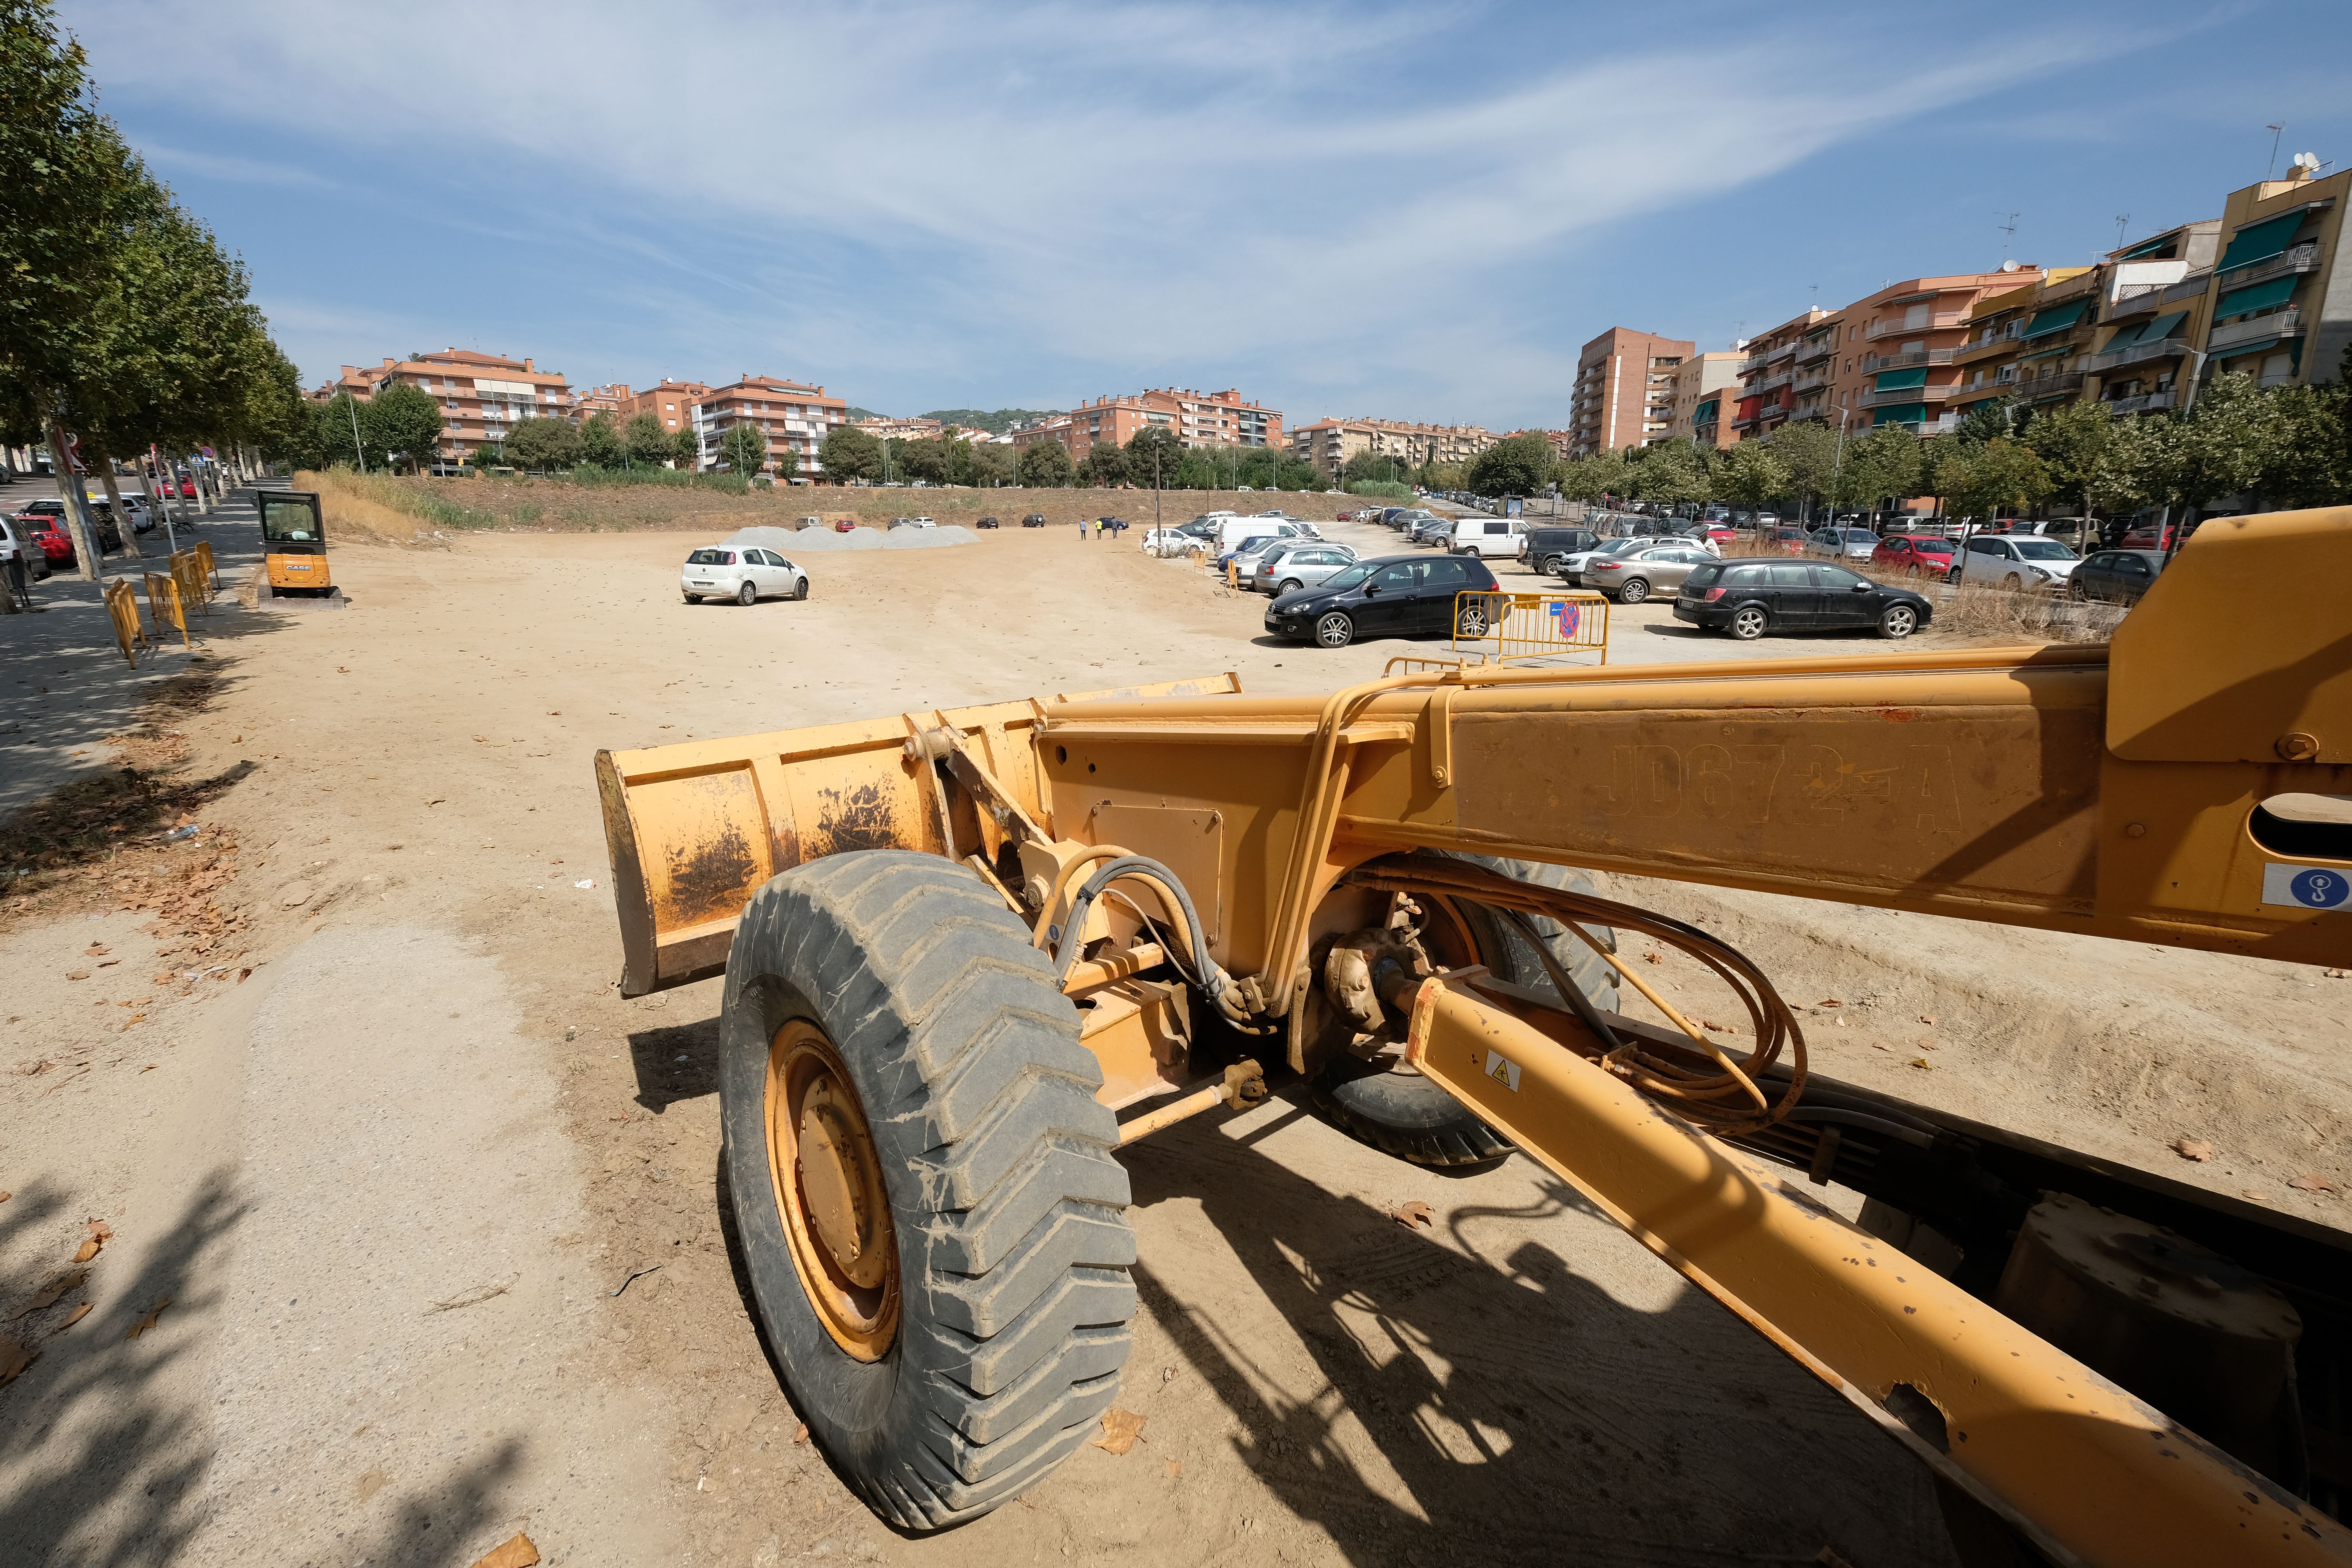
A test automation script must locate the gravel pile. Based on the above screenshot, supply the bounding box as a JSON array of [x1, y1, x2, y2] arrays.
[[723, 524, 975, 553]]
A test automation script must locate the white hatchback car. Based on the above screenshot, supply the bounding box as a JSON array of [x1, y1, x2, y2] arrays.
[[682, 545, 809, 605]]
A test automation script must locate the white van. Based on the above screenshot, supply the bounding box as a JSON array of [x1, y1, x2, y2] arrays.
[[1215, 516, 1308, 552], [1448, 517, 1523, 558]]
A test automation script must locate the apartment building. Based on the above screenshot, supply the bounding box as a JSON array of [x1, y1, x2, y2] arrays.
[[1139, 388, 1282, 450], [2082, 219, 2223, 417], [1818, 270, 2047, 436], [1666, 350, 1746, 449], [1730, 310, 1829, 439], [857, 416, 947, 442], [574, 383, 628, 422], [307, 365, 380, 403], [691, 375, 848, 475], [2193, 164, 2349, 394], [1288, 417, 1496, 479], [367, 349, 573, 461], [1565, 328, 1691, 456], [617, 380, 713, 438], [1013, 388, 1284, 465]]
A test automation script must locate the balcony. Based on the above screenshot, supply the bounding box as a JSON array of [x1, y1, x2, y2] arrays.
[[1732, 410, 1763, 430], [1861, 383, 1958, 408], [1794, 337, 1836, 365], [1793, 369, 1833, 394], [2207, 308, 2302, 352], [1737, 352, 1770, 375], [2105, 285, 2163, 319], [1743, 369, 1794, 397], [1866, 313, 1966, 339], [1860, 347, 1957, 372], [2083, 336, 2189, 373], [2104, 390, 2175, 415], [2158, 273, 2212, 307], [1766, 338, 1799, 363], [1949, 377, 2016, 403], [2014, 371, 2087, 401], [2215, 241, 2320, 292]]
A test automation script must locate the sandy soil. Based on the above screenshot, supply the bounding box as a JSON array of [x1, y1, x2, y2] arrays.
[[2, 501, 2346, 1567]]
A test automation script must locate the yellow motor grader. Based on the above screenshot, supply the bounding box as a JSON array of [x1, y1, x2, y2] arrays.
[[597, 506, 2352, 1564]]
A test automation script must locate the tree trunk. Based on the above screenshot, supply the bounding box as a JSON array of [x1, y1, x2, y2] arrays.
[[45, 418, 102, 581], [150, 448, 189, 534], [185, 451, 214, 515], [97, 453, 144, 560]]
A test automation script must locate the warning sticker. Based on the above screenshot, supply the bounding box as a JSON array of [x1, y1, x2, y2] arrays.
[[1483, 1050, 1521, 1092], [2263, 863, 2352, 911]]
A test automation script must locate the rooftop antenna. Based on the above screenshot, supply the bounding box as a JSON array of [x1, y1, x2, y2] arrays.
[[2267, 123, 2285, 178], [1996, 211, 2020, 262], [2114, 213, 2131, 251]]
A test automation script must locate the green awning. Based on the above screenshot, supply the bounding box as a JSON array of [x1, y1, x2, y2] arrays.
[[1694, 399, 1719, 422], [1873, 404, 1926, 426], [2099, 322, 2145, 354], [2022, 299, 2091, 338], [2018, 345, 2073, 363], [2211, 334, 2296, 360], [1874, 367, 1929, 391], [2217, 211, 2305, 273], [2141, 311, 2189, 344], [2120, 235, 2174, 260], [2216, 275, 2296, 318]]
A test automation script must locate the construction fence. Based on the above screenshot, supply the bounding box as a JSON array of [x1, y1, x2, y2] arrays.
[[1450, 590, 1610, 666]]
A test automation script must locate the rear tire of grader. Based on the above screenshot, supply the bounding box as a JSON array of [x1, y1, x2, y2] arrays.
[[718, 849, 1137, 1528], [1316, 852, 1617, 1167]]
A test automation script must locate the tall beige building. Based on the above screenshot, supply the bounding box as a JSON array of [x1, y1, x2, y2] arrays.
[[1288, 417, 1495, 479], [1666, 351, 1746, 449], [1566, 328, 1692, 456]]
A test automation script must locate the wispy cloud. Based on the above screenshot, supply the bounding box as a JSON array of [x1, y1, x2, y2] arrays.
[[70, 0, 2238, 424]]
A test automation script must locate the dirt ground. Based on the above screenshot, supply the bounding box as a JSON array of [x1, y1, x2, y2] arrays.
[[3, 497, 2347, 1567]]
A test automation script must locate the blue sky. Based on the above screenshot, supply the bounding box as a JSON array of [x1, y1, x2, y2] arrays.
[[66, 0, 2352, 431]]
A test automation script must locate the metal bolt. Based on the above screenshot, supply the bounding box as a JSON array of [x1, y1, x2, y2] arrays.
[[2276, 732, 2321, 762], [2125, 822, 2147, 838]]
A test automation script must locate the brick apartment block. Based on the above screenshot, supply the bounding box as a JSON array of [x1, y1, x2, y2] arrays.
[[1566, 328, 1693, 456], [1013, 388, 1283, 465], [691, 375, 848, 475], [352, 349, 574, 463], [1289, 416, 1496, 479]]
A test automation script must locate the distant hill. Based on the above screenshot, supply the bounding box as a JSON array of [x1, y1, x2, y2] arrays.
[[844, 407, 882, 423], [920, 408, 1056, 436]]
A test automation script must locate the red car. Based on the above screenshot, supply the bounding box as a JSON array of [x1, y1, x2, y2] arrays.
[[2120, 521, 2197, 551], [175, 475, 197, 498], [1768, 526, 1809, 554], [1871, 533, 1956, 578]]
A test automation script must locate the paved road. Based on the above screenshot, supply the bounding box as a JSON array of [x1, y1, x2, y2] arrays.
[[0, 478, 269, 819]]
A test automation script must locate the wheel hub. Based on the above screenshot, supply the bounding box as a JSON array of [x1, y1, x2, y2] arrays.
[[768, 1022, 900, 1358]]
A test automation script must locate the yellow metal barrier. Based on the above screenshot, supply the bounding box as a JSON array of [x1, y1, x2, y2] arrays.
[[102, 579, 143, 667], [144, 570, 191, 650], [1382, 653, 1489, 676], [192, 539, 219, 594], [1450, 589, 1609, 665], [169, 549, 208, 616]]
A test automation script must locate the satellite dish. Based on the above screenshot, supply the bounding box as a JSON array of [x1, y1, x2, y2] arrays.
[[2291, 151, 2320, 171], [2000, 259, 2021, 272]]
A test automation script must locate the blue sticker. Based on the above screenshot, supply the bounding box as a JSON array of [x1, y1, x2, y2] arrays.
[[2292, 867, 2350, 909]]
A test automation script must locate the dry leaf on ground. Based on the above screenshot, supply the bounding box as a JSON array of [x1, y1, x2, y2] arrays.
[[1918, 1014, 1936, 1025], [792, 1422, 809, 1443], [58, 1302, 91, 1329], [1908, 1059, 1934, 1071], [1390, 1200, 1434, 1230], [2244, 1190, 2273, 1203], [2172, 1137, 2214, 1162], [14, 1269, 86, 1317], [467, 1534, 540, 1568], [1817, 998, 1842, 1008], [65, 970, 88, 981], [1165, 1460, 1183, 1478], [0, 1336, 33, 1385], [72, 1240, 100, 1263], [2288, 1173, 2338, 1195], [1093, 1407, 1147, 1455], [124, 1296, 171, 1339]]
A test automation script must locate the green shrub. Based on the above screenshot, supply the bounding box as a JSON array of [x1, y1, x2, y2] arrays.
[[1348, 480, 1414, 499]]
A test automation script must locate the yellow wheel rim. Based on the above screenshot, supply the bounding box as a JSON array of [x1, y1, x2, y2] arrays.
[[766, 1020, 900, 1360]]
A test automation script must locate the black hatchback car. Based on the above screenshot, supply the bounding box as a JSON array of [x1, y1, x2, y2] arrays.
[[1673, 559, 1931, 641], [1265, 554, 1500, 648], [2069, 548, 2165, 605], [1020, 513, 1048, 528]]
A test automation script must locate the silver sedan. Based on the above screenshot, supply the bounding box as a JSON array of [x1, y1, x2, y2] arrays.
[[1579, 544, 1717, 604], [1249, 543, 1359, 595], [1556, 537, 1664, 586]]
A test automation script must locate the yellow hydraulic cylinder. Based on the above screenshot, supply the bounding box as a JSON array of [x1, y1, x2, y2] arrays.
[[1402, 975, 2352, 1568]]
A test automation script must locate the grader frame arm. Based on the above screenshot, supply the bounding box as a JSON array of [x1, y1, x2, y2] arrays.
[[597, 506, 2352, 1563]]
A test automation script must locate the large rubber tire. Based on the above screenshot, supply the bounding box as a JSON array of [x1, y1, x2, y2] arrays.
[[793, 576, 810, 601], [719, 850, 1135, 1529], [1729, 604, 1768, 641], [1617, 577, 1650, 604], [1315, 610, 1354, 648], [738, 581, 758, 606], [1315, 852, 1618, 1167]]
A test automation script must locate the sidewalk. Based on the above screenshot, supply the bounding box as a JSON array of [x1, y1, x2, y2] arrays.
[[0, 484, 276, 822]]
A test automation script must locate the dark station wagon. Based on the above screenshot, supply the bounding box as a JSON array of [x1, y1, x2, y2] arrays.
[[1673, 559, 1933, 641]]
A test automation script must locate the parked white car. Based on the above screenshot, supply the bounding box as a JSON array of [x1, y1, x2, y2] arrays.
[[1448, 518, 1522, 558], [682, 544, 809, 605], [1250, 542, 1358, 595], [1954, 533, 2081, 591]]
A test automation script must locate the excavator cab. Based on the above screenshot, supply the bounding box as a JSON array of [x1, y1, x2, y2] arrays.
[[260, 490, 332, 597]]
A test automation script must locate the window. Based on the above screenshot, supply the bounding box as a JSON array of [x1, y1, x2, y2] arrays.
[[1816, 564, 1867, 589], [1764, 563, 1810, 586], [1369, 563, 1418, 592]]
